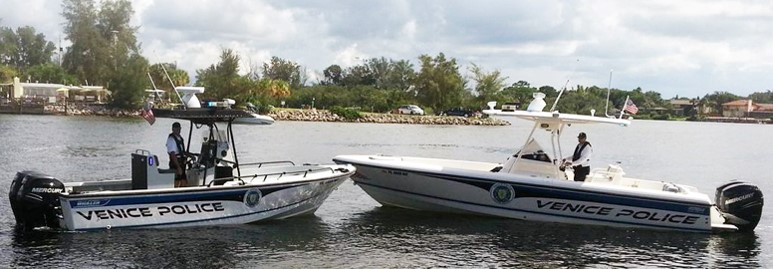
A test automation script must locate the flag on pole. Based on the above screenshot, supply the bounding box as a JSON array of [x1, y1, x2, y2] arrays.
[[624, 99, 639, 115], [141, 108, 155, 125]]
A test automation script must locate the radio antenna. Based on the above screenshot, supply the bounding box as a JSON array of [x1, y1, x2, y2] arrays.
[[550, 59, 580, 112], [604, 69, 613, 117]]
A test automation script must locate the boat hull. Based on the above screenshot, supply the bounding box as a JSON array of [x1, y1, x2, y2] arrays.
[[232, 113, 275, 125], [59, 175, 347, 231], [336, 155, 716, 233]]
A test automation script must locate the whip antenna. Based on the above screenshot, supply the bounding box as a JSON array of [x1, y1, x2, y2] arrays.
[[550, 59, 580, 112], [604, 69, 613, 117], [162, 64, 186, 109]]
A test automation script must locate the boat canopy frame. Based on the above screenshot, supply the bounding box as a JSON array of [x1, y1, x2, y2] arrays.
[[484, 108, 631, 179], [153, 108, 256, 181]]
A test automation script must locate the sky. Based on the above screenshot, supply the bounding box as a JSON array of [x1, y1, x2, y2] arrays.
[[2, 0, 773, 98]]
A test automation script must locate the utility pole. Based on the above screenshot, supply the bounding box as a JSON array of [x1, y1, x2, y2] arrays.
[[58, 34, 63, 66], [111, 30, 119, 71]]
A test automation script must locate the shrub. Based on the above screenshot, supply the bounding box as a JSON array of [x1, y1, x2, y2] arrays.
[[652, 113, 671, 120], [329, 106, 362, 120]]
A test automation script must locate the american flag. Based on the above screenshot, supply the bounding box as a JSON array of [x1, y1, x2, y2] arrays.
[[141, 108, 155, 125], [624, 99, 639, 115]]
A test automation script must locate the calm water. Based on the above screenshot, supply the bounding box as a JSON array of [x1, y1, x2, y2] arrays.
[[0, 114, 771, 268]]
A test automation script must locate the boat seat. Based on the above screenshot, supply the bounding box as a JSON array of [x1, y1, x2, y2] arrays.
[[158, 168, 175, 174], [132, 152, 174, 190], [152, 155, 176, 174]]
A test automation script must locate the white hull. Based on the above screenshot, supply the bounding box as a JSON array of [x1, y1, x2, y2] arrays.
[[56, 164, 351, 231], [232, 113, 275, 125], [335, 155, 737, 233]]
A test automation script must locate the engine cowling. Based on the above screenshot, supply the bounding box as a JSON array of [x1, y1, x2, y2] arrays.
[[9, 171, 65, 231], [715, 181, 764, 232]]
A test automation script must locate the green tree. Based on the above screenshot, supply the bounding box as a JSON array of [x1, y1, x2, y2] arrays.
[[262, 56, 302, 89], [538, 85, 559, 99], [108, 53, 149, 108], [552, 87, 605, 115], [385, 59, 415, 91], [749, 90, 773, 103], [62, 0, 138, 86], [365, 57, 391, 89], [414, 53, 465, 111], [703, 91, 740, 115], [259, 79, 291, 99], [149, 63, 190, 91], [25, 63, 78, 84], [322, 64, 342, 85], [341, 64, 375, 86], [469, 63, 507, 103], [0, 64, 18, 83], [0, 26, 56, 71], [498, 80, 535, 106], [61, 0, 108, 84], [196, 49, 241, 100]]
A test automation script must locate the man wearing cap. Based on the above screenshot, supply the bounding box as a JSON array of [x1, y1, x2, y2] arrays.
[[563, 132, 592, 182], [167, 122, 190, 187]]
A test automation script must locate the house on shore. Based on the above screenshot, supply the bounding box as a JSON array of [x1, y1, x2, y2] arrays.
[[722, 99, 773, 118], [0, 77, 109, 114], [1, 77, 109, 104]]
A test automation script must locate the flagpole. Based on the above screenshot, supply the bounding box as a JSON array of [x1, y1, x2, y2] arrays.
[[604, 70, 613, 117]]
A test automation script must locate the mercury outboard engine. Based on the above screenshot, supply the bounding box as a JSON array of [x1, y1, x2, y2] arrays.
[[715, 181, 764, 232], [9, 171, 65, 231]]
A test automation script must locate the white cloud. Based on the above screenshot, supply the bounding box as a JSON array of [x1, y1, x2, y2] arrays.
[[3, 0, 773, 96]]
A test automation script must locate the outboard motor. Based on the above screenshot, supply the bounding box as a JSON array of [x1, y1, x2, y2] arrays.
[[9, 171, 65, 231], [715, 181, 764, 232]]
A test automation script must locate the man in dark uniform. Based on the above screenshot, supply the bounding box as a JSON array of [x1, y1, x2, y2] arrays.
[[562, 132, 593, 182], [166, 122, 190, 187]]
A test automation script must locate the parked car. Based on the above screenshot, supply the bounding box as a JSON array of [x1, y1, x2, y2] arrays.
[[440, 107, 475, 117], [501, 102, 519, 112], [397, 105, 425, 115]]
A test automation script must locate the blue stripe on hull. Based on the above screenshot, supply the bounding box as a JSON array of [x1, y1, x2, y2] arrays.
[[356, 181, 710, 232], [66, 184, 305, 208]]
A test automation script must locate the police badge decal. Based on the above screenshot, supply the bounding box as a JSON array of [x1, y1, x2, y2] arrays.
[[490, 183, 515, 204], [244, 188, 262, 208]]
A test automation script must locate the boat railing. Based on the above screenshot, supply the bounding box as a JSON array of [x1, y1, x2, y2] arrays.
[[238, 160, 296, 168], [207, 166, 335, 186]]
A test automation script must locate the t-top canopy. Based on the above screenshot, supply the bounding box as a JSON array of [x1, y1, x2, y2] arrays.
[[152, 108, 254, 125], [483, 109, 631, 127]]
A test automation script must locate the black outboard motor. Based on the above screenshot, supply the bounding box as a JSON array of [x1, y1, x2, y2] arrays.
[[9, 171, 65, 231], [716, 181, 764, 232]]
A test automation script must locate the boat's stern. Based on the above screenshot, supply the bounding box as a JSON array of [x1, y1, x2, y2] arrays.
[[714, 181, 764, 232], [9, 171, 66, 231]]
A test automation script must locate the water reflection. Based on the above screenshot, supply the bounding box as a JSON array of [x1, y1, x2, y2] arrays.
[[341, 207, 761, 268], [9, 216, 331, 268]]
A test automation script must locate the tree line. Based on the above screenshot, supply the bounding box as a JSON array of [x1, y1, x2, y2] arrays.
[[1, 0, 772, 117]]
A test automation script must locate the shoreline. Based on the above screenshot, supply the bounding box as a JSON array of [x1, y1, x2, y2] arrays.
[[2, 105, 770, 125], [268, 109, 510, 125], [1, 105, 510, 125]]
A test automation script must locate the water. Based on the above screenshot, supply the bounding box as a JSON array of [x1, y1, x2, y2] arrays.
[[0, 114, 771, 268]]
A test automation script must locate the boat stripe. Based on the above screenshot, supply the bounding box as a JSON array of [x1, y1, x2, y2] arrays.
[[357, 181, 710, 232], [429, 174, 707, 214], [67, 185, 297, 207]]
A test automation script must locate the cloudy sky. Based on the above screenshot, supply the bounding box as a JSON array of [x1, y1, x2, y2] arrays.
[[2, 0, 772, 98]]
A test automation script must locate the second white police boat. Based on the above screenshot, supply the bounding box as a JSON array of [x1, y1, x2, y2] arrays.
[[334, 93, 763, 233], [10, 106, 354, 231]]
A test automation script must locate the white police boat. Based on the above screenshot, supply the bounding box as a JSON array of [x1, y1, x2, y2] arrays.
[[231, 102, 275, 125], [333, 94, 763, 233], [10, 107, 354, 231]]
